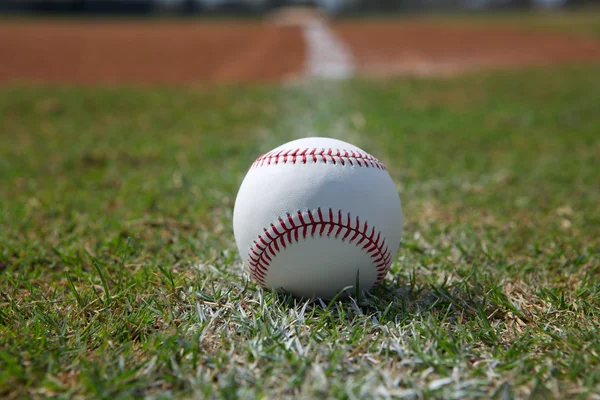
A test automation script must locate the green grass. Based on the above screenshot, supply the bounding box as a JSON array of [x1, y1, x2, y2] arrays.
[[432, 9, 600, 38], [347, 8, 600, 38], [1, 64, 599, 399]]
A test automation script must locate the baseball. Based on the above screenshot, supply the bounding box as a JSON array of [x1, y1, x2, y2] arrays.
[[233, 137, 403, 299]]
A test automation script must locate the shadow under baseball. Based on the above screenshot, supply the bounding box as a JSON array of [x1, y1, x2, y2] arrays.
[[270, 279, 508, 331]]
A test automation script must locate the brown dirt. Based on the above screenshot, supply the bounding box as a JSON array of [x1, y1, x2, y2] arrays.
[[1, 19, 599, 85], [267, 6, 325, 27], [332, 20, 600, 77], [0, 20, 306, 85]]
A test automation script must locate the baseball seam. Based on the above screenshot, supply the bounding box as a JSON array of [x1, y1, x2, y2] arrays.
[[247, 207, 393, 290], [252, 148, 386, 170]]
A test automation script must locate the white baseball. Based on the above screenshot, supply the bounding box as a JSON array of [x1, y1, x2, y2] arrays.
[[233, 137, 403, 299]]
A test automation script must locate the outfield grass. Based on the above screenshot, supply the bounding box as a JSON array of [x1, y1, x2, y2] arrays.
[[352, 9, 600, 38], [1, 64, 599, 399], [439, 9, 600, 38]]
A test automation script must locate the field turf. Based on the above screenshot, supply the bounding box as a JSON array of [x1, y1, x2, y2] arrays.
[[409, 9, 600, 38], [1, 65, 599, 398]]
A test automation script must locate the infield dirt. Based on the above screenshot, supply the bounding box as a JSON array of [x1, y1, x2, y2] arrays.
[[0, 20, 305, 85], [0, 17, 599, 84], [332, 20, 600, 77]]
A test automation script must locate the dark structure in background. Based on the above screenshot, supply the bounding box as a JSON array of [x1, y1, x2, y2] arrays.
[[0, 0, 598, 15], [0, 0, 155, 14]]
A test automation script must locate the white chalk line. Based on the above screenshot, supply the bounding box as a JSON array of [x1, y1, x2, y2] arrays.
[[302, 20, 355, 80]]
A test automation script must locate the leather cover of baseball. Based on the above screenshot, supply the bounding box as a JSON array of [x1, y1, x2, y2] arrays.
[[233, 137, 403, 299]]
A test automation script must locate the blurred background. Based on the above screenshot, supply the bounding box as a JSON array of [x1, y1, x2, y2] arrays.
[[1, 0, 599, 86], [0, 0, 597, 15]]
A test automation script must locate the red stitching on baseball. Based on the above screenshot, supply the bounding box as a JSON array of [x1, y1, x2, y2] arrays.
[[252, 148, 386, 170], [247, 207, 393, 289]]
